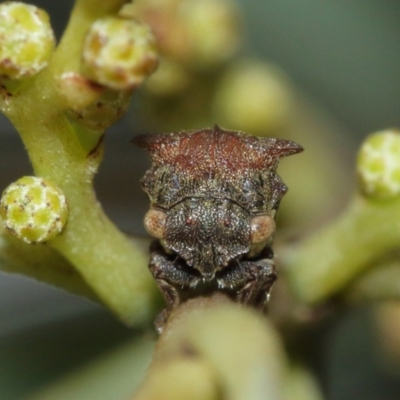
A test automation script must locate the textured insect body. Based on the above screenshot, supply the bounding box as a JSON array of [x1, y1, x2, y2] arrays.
[[132, 125, 302, 329]]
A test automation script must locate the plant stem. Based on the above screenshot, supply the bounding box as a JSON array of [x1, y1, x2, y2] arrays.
[[50, 0, 129, 77], [133, 294, 287, 400], [283, 195, 400, 304], [0, 0, 159, 325], [0, 225, 99, 302]]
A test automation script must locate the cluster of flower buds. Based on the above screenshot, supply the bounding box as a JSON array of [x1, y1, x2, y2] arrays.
[[0, 176, 68, 244], [62, 14, 158, 132], [128, 0, 241, 101], [0, 2, 55, 80], [357, 129, 400, 200], [132, 0, 241, 70], [129, 0, 294, 135]]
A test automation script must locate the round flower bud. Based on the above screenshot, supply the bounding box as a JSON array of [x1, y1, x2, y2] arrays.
[[357, 129, 400, 200], [179, 0, 241, 68], [132, 0, 241, 70], [0, 2, 55, 79], [212, 60, 293, 133], [81, 16, 159, 90], [0, 176, 68, 244]]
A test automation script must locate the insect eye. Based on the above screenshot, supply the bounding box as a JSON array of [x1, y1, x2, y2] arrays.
[[144, 209, 166, 239], [250, 215, 275, 244]]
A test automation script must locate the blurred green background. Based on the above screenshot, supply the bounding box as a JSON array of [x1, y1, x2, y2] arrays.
[[1, 0, 400, 399]]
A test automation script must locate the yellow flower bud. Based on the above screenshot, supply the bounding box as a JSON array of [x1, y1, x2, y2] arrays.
[[0, 2, 55, 79], [132, 0, 241, 69], [179, 0, 241, 68], [357, 129, 400, 200], [81, 16, 158, 90], [212, 60, 293, 133], [0, 176, 68, 244]]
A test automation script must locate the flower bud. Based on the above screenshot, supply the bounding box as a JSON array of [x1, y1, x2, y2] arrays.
[[65, 88, 131, 133], [0, 176, 68, 244], [132, 0, 241, 70], [357, 129, 400, 200], [0, 2, 55, 79], [179, 0, 241, 68], [81, 16, 158, 90], [212, 60, 293, 133], [58, 72, 105, 111]]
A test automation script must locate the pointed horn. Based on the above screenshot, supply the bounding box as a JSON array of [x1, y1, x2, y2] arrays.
[[130, 132, 183, 163], [130, 133, 170, 150], [261, 138, 303, 160]]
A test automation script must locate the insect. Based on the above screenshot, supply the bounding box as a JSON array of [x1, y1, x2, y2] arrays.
[[132, 125, 302, 331]]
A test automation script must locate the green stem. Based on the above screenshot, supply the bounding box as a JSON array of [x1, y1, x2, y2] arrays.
[[0, 225, 99, 302], [346, 259, 400, 303], [3, 73, 157, 324], [50, 0, 128, 77], [0, 0, 159, 325], [134, 294, 287, 400], [283, 195, 400, 304]]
